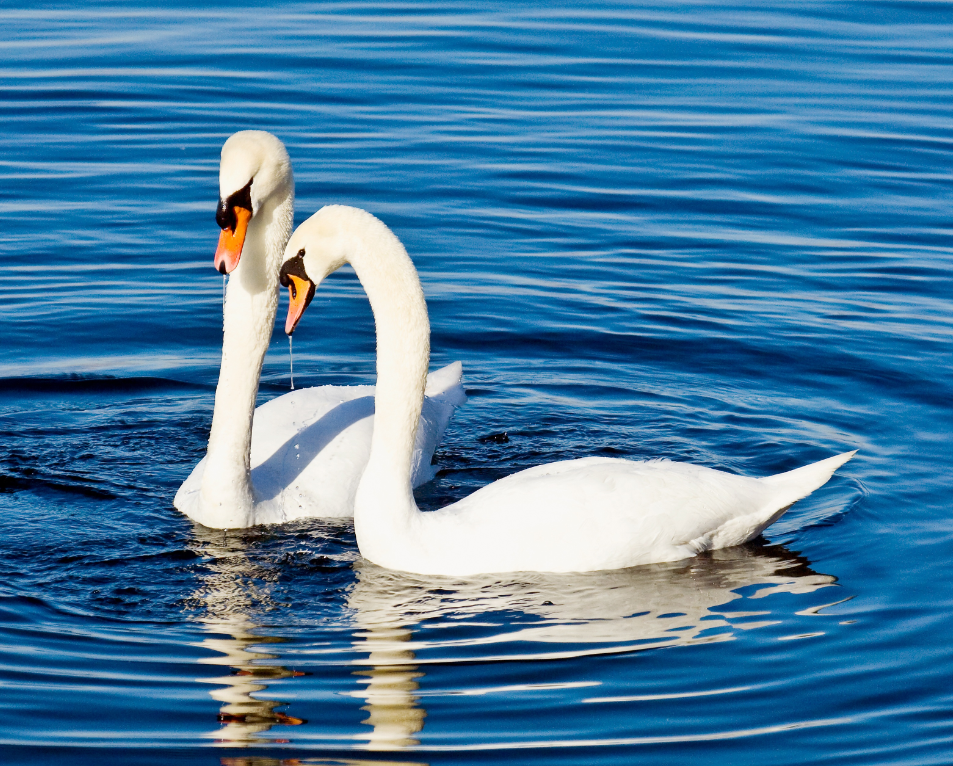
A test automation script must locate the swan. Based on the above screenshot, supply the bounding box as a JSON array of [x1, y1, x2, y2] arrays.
[[279, 205, 856, 575], [174, 132, 466, 529]]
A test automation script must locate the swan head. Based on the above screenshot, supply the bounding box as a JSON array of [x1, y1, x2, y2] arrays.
[[279, 207, 350, 335], [279, 249, 316, 335], [214, 130, 294, 274]]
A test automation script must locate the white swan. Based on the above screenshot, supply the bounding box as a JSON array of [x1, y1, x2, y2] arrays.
[[279, 205, 856, 575], [174, 132, 466, 529]]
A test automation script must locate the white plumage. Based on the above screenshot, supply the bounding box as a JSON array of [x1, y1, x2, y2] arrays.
[[174, 133, 465, 529], [175, 363, 465, 526], [283, 205, 855, 576]]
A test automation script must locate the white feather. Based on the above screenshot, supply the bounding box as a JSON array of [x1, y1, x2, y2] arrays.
[[175, 363, 465, 525], [174, 135, 465, 529], [288, 205, 855, 575]]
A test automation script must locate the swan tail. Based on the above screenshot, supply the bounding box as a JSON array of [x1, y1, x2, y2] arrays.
[[762, 450, 856, 499], [425, 361, 467, 406], [412, 362, 466, 489], [742, 450, 857, 540]]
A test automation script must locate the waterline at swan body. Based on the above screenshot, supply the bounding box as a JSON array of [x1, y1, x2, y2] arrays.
[[280, 205, 855, 575], [175, 363, 466, 527], [174, 133, 465, 529]]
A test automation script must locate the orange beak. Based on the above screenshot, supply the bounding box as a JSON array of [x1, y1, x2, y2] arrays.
[[284, 274, 316, 335], [214, 205, 251, 274]]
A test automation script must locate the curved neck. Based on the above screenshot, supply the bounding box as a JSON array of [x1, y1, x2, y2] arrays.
[[201, 190, 294, 524], [317, 209, 430, 530]]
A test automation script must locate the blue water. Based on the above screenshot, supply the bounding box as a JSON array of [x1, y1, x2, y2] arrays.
[[1, 2, 952, 763]]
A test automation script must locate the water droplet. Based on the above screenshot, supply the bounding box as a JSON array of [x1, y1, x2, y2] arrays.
[[289, 335, 294, 390]]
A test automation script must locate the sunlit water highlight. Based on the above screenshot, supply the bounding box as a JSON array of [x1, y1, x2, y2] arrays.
[[1, 2, 952, 765]]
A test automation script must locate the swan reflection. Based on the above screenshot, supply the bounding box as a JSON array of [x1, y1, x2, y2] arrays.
[[189, 527, 308, 746], [185, 526, 838, 753], [348, 621, 426, 750], [345, 542, 838, 749]]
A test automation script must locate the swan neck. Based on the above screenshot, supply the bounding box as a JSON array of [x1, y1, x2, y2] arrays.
[[329, 211, 430, 518], [200, 191, 294, 524]]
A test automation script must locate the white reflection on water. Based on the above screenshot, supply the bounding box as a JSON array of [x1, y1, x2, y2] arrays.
[[189, 527, 308, 746], [183, 527, 840, 753], [197, 620, 306, 745], [344, 543, 838, 750], [348, 544, 837, 652], [348, 623, 426, 750]]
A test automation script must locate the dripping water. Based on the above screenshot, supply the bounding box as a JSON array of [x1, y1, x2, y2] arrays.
[[289, 334, 294, 391]]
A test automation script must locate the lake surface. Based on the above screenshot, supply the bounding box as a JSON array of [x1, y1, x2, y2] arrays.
[[1, 2, 952, 763]]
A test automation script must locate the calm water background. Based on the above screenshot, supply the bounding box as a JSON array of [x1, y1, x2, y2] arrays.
[[1, 2, 951, 764]]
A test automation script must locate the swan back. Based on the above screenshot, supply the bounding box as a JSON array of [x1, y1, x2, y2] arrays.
[[395, 451, 857, 575]]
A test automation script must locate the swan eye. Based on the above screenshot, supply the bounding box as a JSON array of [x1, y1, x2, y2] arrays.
[[216, 179, 253, 231], [297, 249, 305, 258]]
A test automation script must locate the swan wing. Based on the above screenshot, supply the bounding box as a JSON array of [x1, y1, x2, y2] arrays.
[[414, 361, 467, 484], [410, 452, 855, 575]]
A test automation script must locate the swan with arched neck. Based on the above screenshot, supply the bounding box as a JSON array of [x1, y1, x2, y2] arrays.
[[279, 204, 855, 574], [174, 134, 465, 529]]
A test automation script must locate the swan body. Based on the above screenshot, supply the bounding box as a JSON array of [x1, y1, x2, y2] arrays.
[[175, 362, 466, 526], [174, 133, 465, 529], [281, 205, 855, 575]]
